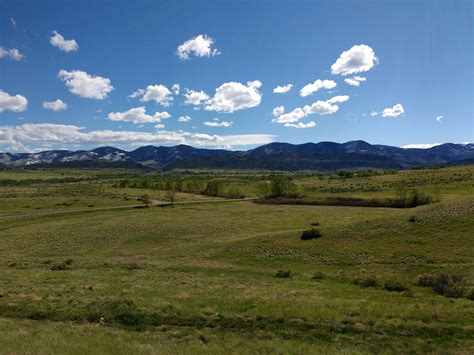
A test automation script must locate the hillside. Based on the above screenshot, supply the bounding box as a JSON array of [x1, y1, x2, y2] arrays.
[[1, 141, 473, 171]]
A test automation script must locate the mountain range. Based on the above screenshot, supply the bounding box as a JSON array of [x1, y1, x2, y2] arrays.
[[1, 141, 473, 171]]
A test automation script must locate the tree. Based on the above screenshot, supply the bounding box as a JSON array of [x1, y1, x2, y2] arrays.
[[269, 176, 298, 198], [166, 187, 176, 206]]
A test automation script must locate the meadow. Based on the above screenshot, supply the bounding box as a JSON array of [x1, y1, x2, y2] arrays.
[[0, 165, 473, 353]]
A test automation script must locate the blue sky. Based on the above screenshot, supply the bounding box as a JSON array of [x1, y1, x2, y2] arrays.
[[0, 0, 472, 151]]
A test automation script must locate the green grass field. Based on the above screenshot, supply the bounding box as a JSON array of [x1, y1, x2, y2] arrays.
[[0, 166, 473, 353]]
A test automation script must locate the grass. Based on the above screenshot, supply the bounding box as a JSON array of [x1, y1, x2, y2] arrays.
[[0, 165, 473, 353]]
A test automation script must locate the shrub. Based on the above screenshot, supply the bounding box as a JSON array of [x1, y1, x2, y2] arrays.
[[408, 216, 416, 223], [50, 262, 67, 271], [383, 280, 410, 292], [416, 273, 438, 287], [269, 176, 299, 198], [311, 222, 320, 226], [300, 228, 322, 240], [275, 270, 291, 278], [312, 272, 327, 280], [352, 276, 378, 288], [465, 289, 474, 301], [416, 272, 467, 298], [126, 263, 142, 270]]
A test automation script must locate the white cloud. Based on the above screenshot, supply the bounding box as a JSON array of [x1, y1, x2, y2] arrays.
[[154, 124, 165, 129], [204, 119, 233, 127], [0, 90, 28, 112], [128, 88, 145, 98], [331, 44, 378, 76], [172, 83, 180, 95], [402, 143, 442, 149], [141, 85, 173, 106], [436, 115, 443, 122], [0, 123, 277, 151], [382, 103, 404, 117], [184, 89, 209, 105], [10, 18, 16, 28], [303, 100, 339, 116], [273, 107, 305, 123], [205, 81, 262, 113], [273, 84, 293, 94], [326, 95, 349, 104], [177, 34, 220, 60], [42, 99, 68, 111], [272, 106, 285, 117], [107, 107, 171, 124], [273, 95, 349, 125], [0, 47, 24, 61], [344, 76, 366, 86], [370, 111, 379, 117], [299, 79, 336, 97], [49, 31, 79, 52], [178, 115, 191, 122], [283, 121, 316, 129], [130, 84, 173, 106], [58, 69, 113, 100]]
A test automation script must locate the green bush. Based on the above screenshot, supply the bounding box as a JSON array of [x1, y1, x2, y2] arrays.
[[300, 228, 322, 240], [275, 270, 291, 278], [383, 280, 410, 292], [312, 272, 327, 280], [416, 272, 467, 298], [352, 276, 378, 288], [416, 273, 438, 287], [269, 176, 299, 198]]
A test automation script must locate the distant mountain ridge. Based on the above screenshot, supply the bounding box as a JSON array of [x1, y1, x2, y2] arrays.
[[1, 141, 473, 171]]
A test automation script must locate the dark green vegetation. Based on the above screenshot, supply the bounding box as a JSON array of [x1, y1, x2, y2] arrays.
[[0, 165, 473, 353]]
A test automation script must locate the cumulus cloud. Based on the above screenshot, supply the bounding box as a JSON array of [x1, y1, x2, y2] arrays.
[[436, 115, 443, 122], [331, 44, 378, 76], [107, 107, 171, 124], [273, 107, 305, 123], [178, 115, 191, 122], [370, 111, 379, 117], [303, 100, 340, 116], [402, 143, 442, 149], [129, 84, 174, 106], [326, 95, 349, 104], [49, 31, 79, 52], [299, 79, 336, 97], [205, 81, 262, 113], [272, 106, 285, 118], [177, 34, 220, 60], [273, 84, 293, 94], [382, 103, 404, 117], [344, 76, 366, 86], [42, 99, 68, 111], [0, 47, 24, 60], [128, 88, 145, 98], [172, 83, 180, 95], [283, 121, 316, 129], [58, 69, 113, 100], [204, 119, 233, 127], [273, 95, 349, 125], [154, 124, 165, 129], [0, 90, 28, 112], [0, 123, 276, 151], [184, 89, 209, 105], [141, 85, 173, 106]]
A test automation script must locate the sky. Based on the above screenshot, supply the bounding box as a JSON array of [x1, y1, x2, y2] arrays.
[[0, 0, 473, 152]]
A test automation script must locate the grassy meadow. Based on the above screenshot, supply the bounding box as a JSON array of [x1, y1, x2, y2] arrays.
[[0, 165, 473, 353]]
